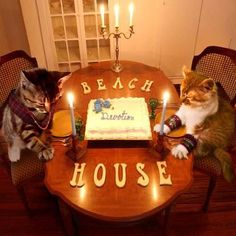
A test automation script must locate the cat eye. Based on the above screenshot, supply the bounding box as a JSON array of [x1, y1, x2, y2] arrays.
[[203, 85, 211, 91], [199, 85, 210, 92], [24, 96, 36, 104]]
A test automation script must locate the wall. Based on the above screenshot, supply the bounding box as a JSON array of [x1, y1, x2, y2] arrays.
[[195, 0, 236, 54], [0, 0, 29, 55], [109, 0, 162, 68], [17, 0, 236, 83], [157, 0, 203, 78], [20, 0, 48, 68], [116, 0, 236, 82]]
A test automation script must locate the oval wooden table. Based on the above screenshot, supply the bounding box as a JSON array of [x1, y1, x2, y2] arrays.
[[44, 61, 193, 235]]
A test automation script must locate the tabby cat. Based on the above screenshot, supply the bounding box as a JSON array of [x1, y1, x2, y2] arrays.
[[154, 67, 235, 182], [1, 68, 70, 162]]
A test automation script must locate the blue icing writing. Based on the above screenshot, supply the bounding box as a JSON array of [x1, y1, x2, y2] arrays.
[[101, 111, 134, 120]]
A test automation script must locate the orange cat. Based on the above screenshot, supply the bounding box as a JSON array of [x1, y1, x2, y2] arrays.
[[154, 67, 235, 182]]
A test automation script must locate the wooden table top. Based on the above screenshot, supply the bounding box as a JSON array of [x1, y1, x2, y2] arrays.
[[45, 143, 193, 222], [56, 60, 180, 120], [44, 61, 193, 223]]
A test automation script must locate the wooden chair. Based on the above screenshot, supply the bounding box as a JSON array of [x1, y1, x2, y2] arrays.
[[191, 46, 236, 212], [192, 45, 236, 106], [0, 50, 44, 215]]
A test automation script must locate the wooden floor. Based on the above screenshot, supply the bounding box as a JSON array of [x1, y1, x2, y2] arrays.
[[0, 157, 236, 236]]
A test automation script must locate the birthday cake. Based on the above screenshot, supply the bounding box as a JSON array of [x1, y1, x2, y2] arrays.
[[85, 97, 152, 140]]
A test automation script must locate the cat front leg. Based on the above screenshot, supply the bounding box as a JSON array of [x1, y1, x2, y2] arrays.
[[5, 134, 25, 162], [154, 114, 182, 134], [171, 144, 189, 159], [153, 124, 171, 134], [171, 120, 197, 159], [21, 128, 54, 161], [171, 134, 197, 159], [38, 147, 54, 161], [8, 144, 21, 162], [26, 136, 54, 161]]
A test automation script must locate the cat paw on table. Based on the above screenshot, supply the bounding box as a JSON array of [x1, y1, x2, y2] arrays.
[[153, 124, 171, 134], [171, 144, 189, 159], [38, 147, 54, 161]]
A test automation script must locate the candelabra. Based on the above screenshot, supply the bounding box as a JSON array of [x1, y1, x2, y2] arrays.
[[66, 135, 86, 162], [101, 25, 134, 73]]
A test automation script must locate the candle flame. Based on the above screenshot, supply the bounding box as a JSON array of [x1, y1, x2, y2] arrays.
[[100, 4, 105, 13], [163, 91, 169, 101], [129, 2, 134, 11], [163, 91, 169, 106], [67, 92, 74, 108]]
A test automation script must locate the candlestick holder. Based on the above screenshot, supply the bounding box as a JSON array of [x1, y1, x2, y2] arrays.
[[66, 135, 86, 162], [154, 133, 169, 159], [101, 25, 134, 73]]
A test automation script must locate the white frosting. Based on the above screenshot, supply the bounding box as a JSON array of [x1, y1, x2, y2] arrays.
[[85, 97, 152, 140]]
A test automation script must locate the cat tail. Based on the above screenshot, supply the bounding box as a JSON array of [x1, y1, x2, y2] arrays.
[[214, 148, 235, 183]]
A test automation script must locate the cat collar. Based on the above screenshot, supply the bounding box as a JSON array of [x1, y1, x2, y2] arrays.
[[8, 90, 54, 130]]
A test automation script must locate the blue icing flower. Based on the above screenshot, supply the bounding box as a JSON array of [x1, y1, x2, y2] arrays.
[[94, 99, 102, 113], [103, 100, 111, 108]]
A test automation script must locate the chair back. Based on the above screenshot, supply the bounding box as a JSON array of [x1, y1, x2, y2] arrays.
[[191, 46, 236, 105], [0, 50, 38, 106], [0, 50, 38, 172]]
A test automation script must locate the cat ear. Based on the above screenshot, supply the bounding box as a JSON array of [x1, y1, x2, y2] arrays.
[[21, 68, 41, 84], [20, 71, 31, 89], [182, 65, 191, 78], [199, 78, 215, 92], [57, 72, 71, 89]]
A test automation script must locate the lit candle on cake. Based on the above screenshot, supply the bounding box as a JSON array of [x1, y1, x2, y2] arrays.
[[67, 92, 77, 137], [114, 4, 119, 27], [100, 4, 105, 27], [129, 2, 134, 26], [159, 91, 169, 135]]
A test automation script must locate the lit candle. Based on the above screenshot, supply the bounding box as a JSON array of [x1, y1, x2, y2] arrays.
[[67, 92, 77, 137], [100, 4, 105, 27], [114, 4, 119, 27], [129, 2, 134, 26], [159, 91, 169, 135]]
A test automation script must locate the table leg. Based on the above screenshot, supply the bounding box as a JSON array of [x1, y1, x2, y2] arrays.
[[162, 204, 172, 236], [58, 199, 77, 236]]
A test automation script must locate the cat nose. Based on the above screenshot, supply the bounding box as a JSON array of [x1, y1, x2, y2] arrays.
[[39, 97, 45, 104], [180, 96, 186, 102]]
